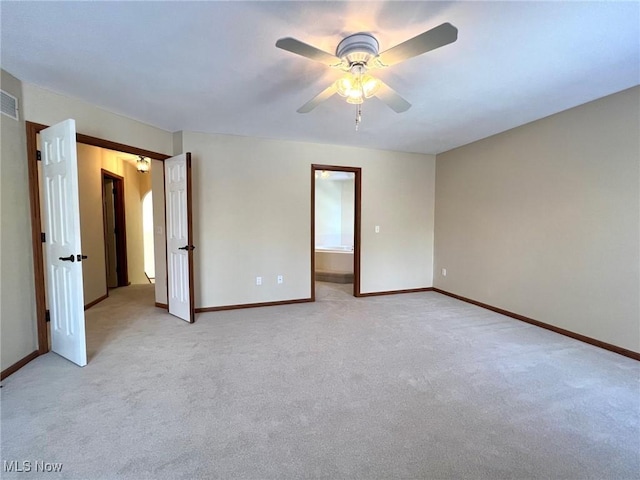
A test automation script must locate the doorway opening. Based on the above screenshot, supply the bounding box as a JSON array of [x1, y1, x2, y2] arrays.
[[26, 121, 171, 356], [311, 164, 362, 300], [101, 170, 128, 288]]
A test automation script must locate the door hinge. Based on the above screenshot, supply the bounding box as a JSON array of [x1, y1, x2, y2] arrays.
[[41, 232, 46, 243], [36, 150, 42, 161], [45, 310, 50, 322]]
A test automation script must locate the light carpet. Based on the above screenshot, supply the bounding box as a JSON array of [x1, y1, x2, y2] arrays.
[[1, 283, 638, 479]]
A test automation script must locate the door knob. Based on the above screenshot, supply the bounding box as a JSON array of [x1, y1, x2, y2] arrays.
[[59, 255, 75, 262], [178, 245, 196, 251], [77, 254, 88, 262]]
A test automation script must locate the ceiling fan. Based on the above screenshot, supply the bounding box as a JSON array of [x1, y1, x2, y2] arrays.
[[275, 22, 458, 127]]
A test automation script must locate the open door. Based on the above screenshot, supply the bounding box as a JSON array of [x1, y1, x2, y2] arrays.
[[165, 153, 195, 323], [40, 119, 87, 366]]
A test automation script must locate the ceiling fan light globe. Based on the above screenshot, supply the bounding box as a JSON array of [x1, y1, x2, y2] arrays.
[[335, 76, 354, 97], [362, 75, 381, 98], [346, 90, 364, 104]]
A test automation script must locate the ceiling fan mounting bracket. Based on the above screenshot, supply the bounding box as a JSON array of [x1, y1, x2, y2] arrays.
[[336, 33, 379, 66]]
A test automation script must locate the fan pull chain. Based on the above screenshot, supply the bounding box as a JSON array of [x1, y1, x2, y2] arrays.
[[355, 65, 364, 131], [355, 103, 362, 131]]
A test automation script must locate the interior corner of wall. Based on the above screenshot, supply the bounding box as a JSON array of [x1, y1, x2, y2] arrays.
[[172, 131, 184, 156]]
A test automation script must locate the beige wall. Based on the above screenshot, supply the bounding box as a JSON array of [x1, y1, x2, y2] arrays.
[[22, 83, 173, 155], [77, 143, 107, 304], [122, 160, 147, 284], [434, 86, 640, 353], [341, 179, 355, 246], [138, 171, 151, 197], [180, 131, 436, 308], [74, 145, 151, 304], [1, 70, 38, 371], [151, 159, 167, 304]]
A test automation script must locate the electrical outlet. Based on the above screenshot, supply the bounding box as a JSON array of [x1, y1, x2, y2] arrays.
[[256, 276, 262, 286], [441, 268, 447, 277], [277, 275, 283, 284]]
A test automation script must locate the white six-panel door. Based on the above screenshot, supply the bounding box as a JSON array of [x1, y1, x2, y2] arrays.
[[165, 153, 195, 323], [40, 119, 87, 366]]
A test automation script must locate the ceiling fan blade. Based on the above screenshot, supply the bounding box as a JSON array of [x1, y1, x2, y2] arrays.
[[374, 81, 411, 113], [297, 83, 338, 113], [373, 23, 458, 68], [276, 37, 344, 68]]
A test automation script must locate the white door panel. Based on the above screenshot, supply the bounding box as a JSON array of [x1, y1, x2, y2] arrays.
[[165, 153, 194, 322], [41, 119, 87, 366]]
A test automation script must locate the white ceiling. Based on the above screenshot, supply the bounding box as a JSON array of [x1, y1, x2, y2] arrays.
[[1, 1, 638, 155]]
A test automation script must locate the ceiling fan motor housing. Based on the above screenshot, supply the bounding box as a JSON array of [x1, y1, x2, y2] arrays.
[[336, 33, 379, 66]]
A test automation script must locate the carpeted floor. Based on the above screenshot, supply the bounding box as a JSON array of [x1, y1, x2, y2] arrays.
[[1, 283, 638, 479]]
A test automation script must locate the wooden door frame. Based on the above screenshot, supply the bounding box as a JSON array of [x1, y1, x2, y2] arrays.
[[26, 121, 171, 355], [185, 153, 195, 322], [101, 170, 129, 287], [311, 164, 362, 301]]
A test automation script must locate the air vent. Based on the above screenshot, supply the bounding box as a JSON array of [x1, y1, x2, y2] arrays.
[[1, 90, 19, 121]]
